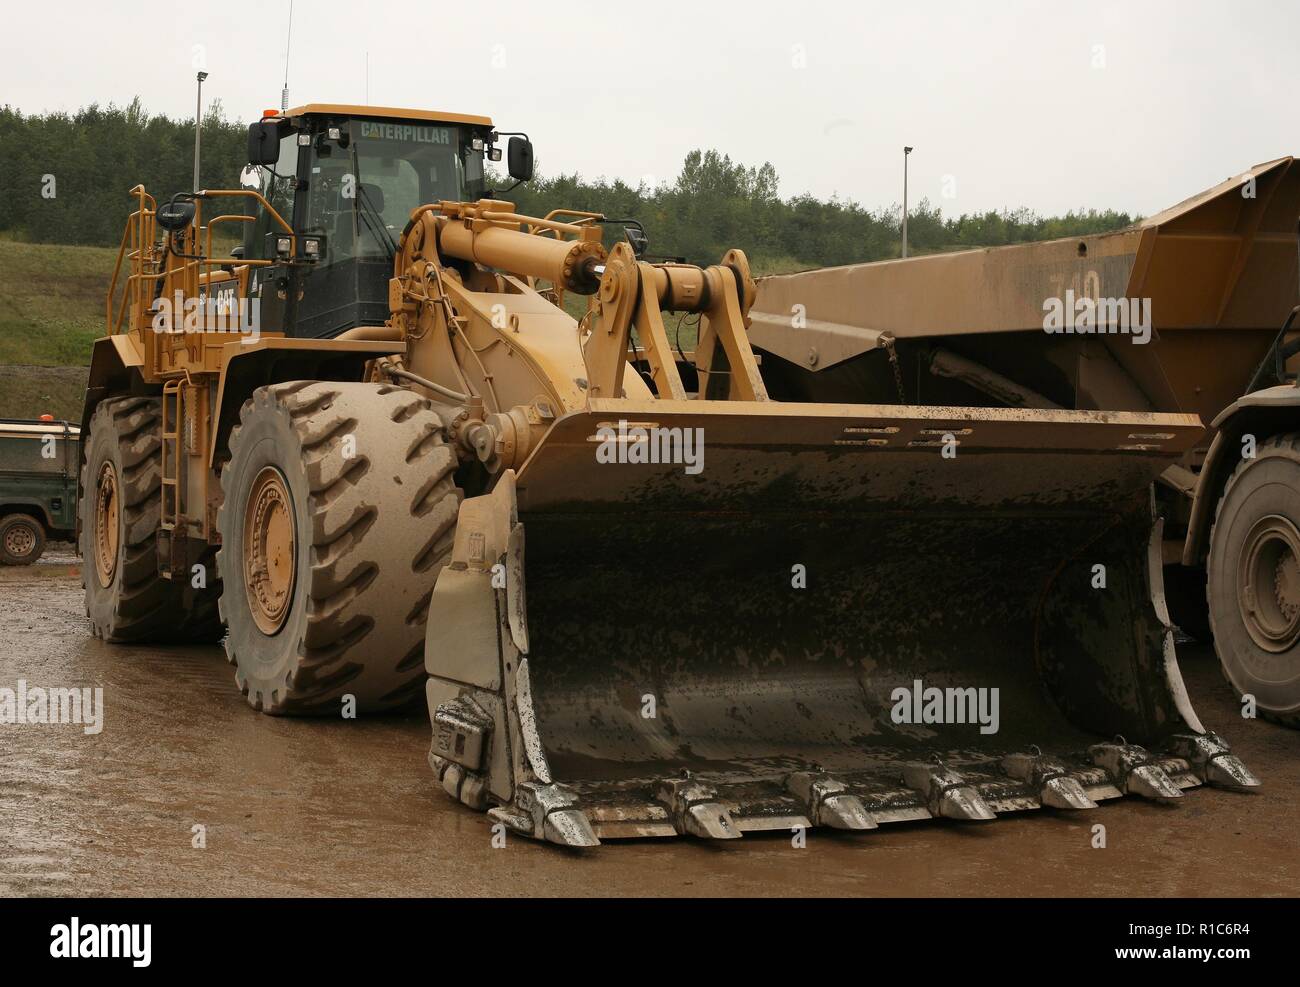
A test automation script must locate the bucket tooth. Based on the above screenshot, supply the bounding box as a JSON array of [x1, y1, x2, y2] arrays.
[[1000, 750, 1097, 810], [1088, 741, 1182, 802], [901, 762, 996, 821], [786, 771, 878, 830], [544, 809, 601, 848], [685, 803, 742, 840], [657, 777, 742, 840], [514, 781, 601, 847], [1127, 764, 1185, 801], [1167, 733, 1261, 791], [1204, 757, 1261, 791], [1040, 775, 1097, 810], [818, 794, 878, 831]]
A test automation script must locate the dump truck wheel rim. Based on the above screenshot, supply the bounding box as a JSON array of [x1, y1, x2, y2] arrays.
[[1237, 514, 1300, 653], [3, 521, 37, 560], [243, 466, 296, 636], [93, 462, 120, 588]]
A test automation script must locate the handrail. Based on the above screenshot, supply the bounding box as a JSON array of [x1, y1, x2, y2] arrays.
[[476, 209, 594, 237], [201, 189, 294, 235], [106, 185, 299, 340], [204, 213, 252, 259], [105, 213, 133, 331], [540, 208, 603, 227]]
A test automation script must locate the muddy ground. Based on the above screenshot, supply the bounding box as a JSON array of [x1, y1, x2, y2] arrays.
[[1, 557, 1296, 897]]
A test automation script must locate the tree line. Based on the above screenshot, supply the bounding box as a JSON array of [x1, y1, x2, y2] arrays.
[[0, 101, 1137, 270], [507, 151, 1137, 271]]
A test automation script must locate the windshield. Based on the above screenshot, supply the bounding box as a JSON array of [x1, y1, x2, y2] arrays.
[[304, 119, 488, 261]]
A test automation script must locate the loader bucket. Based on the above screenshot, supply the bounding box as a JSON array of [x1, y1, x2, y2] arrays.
[[425, 400, 1258, 844]]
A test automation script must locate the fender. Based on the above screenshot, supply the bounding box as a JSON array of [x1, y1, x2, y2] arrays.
[[0, 500, 54, 529], [206, 337, 405, 466], [81, 335, 147, 438], [1182, 384, 1300, 565]]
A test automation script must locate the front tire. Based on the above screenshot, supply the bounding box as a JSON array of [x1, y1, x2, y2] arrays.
[[216, 381, 460, 715], [1207, 433, 1300, 726]]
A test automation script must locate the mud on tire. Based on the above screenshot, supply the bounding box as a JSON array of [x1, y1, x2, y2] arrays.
[[1206, 432, 1300, 727], [216, 381, 460, 715], [80, 396, 223, 642]]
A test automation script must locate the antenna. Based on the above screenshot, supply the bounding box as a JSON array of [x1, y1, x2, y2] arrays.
[[193, 71, 208, 193], [280, 0, 294, 113]]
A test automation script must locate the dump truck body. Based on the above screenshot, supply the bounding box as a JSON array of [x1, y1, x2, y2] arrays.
[[750, 157, 1300, 423]]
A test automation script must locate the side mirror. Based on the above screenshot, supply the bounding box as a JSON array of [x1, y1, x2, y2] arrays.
[[156, 198, 196, 232], [247, 120, 282, 166], [507, 136, 534, 182], [625, 226, 649, 258]]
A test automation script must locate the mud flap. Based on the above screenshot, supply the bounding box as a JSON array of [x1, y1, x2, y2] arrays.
[[427, 401, 1259, 844]]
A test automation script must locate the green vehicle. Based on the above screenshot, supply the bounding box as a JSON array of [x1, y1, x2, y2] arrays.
[[0, 418, 81, 565]]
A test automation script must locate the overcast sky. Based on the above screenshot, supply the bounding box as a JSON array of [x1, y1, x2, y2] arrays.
[[2, 0, 1297, 217]]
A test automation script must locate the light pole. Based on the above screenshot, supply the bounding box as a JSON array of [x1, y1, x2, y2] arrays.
[[902, 145, 913, 258], [193, 71, 209, 193]]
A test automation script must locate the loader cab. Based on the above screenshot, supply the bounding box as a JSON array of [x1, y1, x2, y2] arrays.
[[243, 105, 500, 339]]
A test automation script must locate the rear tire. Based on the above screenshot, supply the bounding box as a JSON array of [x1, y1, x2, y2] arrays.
[[216, 381, 460, 715], [1206, 433, 1300, 726], [80, 396, 223, 642], [0, 513, 45, 565]]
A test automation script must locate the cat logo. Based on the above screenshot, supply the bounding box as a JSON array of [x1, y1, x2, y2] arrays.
[[358, 121, 452, 144]]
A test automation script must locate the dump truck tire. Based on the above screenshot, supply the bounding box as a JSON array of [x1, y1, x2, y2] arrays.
[[0, 513, 45, 565], [217, 381, 460, 715], [1207, 433, 1300, 726], [80, 396, 223, 643]]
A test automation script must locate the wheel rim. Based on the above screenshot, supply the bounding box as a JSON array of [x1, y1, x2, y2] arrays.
[[93, 462, 120, 587], [244, 466, 296, 635], [4, 521, 36, 559], [1237, 514, 1300, 652]]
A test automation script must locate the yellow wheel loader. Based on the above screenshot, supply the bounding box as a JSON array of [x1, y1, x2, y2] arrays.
[[748, 158, 1300, 728], [81, 103, 1256, 846]]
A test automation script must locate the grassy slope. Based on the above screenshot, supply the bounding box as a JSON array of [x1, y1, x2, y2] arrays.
[[0, 237, 117, 420], [0, 236, 914, 418]]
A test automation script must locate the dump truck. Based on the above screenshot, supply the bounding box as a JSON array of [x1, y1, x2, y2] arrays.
[[0, 417, 80, 565], [81, 102, 1256, 846], [749, 157, 1300, 727]]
